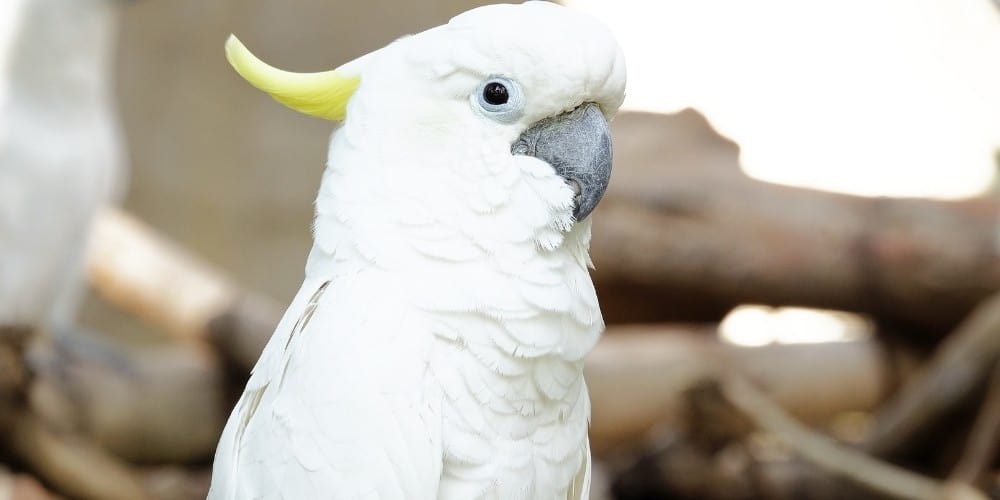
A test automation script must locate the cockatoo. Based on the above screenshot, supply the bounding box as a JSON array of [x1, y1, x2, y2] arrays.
[[210, 2, 625, 499], [0, 0, 125, 330]]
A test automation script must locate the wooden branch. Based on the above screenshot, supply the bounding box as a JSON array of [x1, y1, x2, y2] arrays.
[[0, 466, 58, 500], [586, 325, 891, 453], [0, 326, 223, 492], [140, 466, 212, 500], [27, 329, 227, 463], [0, 327, 30, 410], [86, 207, 281, 370], [863, 290, 1000, 458], [949, 364, 1000, 486], [4, 408, 150, 500], [87, 207, 233, 342], [611, 432, 860, 500], [720, 377, 986, 500], [611, 375, 981, 500], [208, 293, 282, 374], [88, 213, 905, 458], [0, 326, 217, 499], [86, 112, 1000, 340], [592, 110, 1000, 333]]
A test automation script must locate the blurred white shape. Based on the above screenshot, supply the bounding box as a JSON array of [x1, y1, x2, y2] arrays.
[[0, 0, 125, 328], [565, 0, 1000, 198], [0, 0, 27, 123], [719, 305, 870, 346]]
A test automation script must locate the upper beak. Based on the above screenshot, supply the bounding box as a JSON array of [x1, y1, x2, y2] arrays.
[[511, 103, 612, 222]]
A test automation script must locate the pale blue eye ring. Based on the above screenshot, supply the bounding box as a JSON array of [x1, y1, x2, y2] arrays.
[[473, 76, 524, 123]]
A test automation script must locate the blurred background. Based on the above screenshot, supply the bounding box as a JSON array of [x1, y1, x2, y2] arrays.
[[1, 0, 999, 498]]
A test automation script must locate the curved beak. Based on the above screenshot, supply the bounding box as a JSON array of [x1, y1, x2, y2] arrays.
[[511, 103, 612, 222]]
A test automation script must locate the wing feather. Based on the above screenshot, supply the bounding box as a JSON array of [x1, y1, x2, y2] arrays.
[[209, 273, 442, 499], [568, 439, 592, 500]]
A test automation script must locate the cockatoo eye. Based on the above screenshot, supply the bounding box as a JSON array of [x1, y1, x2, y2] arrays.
[[473, 76, 523, 123], [482, 82, 508, 105]]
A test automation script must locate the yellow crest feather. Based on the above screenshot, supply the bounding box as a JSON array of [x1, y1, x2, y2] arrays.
[[225, 35, 360, 121]]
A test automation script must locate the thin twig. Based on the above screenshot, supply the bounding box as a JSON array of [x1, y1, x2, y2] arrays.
[[721, 376, 987, 500], [864, 291, 1000, 458], [950, 363, 1000, 485]]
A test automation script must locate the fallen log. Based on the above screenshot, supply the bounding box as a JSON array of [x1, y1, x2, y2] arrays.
[[593, 110, 1000, 334], [587, 325, 891, 453]]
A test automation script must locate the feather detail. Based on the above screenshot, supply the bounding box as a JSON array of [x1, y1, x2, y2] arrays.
[[209, 274, 443, 499]]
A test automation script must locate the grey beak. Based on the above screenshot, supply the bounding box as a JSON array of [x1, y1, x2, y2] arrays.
[[511, 103, 612, 222]]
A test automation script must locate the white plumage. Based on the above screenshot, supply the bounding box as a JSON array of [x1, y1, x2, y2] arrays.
[[210, 3, 626, 499], [0, 0, 125, 328]]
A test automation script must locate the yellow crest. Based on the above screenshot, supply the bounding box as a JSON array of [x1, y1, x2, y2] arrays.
[[225, 35, 361, 121]]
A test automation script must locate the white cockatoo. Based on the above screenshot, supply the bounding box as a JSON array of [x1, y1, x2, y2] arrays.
[[210, 2, 625, 499], [0, 0, 125, 329]]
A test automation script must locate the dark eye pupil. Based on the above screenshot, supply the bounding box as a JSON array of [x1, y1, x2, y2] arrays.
[[483, 82, 509, 106]]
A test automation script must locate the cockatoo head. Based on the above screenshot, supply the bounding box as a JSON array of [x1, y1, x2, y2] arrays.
[[227, 1, 625, 252]]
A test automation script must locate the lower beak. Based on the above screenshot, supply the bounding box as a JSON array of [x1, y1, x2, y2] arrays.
[[511, 103, 612, 221]]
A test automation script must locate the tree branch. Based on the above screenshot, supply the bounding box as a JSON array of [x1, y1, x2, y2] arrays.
[[586, 325, 890, 453], [592, 110, 1000, 335], [950, 363, 1000, 485], [863, 290, 1000, 458], [86, 207, 281, 371], [720, 376, 987, 500]]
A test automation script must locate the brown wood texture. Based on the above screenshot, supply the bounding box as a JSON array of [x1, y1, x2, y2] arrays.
[[593, 111, 1000, 335]]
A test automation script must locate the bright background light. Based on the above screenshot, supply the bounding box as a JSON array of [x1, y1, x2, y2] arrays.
[[719, 305, 871, 346], [0, 0, 27, 142], [565, 0, 1000, 198], [566, 0, 1000, 344]]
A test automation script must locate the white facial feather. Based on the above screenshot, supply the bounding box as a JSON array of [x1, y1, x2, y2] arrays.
[[312, 2, 625, 270]]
